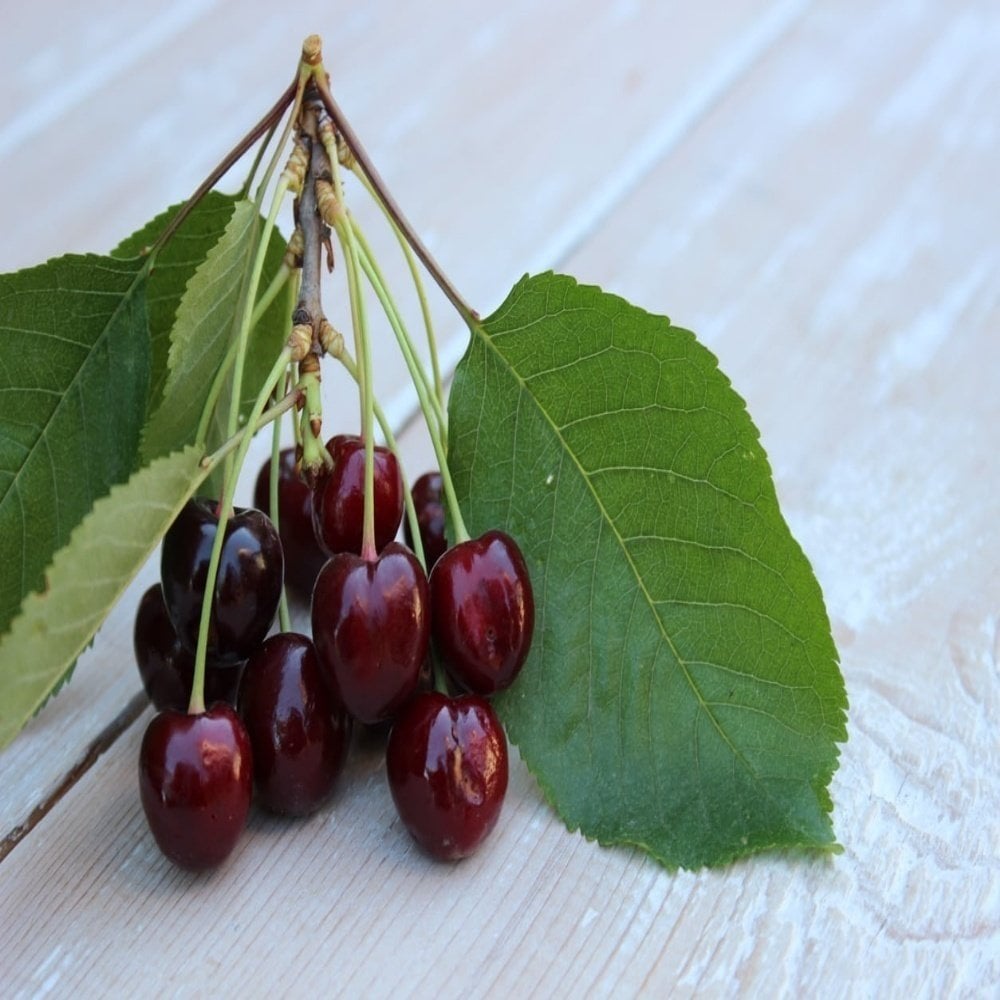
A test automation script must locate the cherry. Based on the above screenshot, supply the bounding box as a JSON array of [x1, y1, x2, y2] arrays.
[[254, 448, 327, 597], [237, 632, 350, 816], [133, 584, 243, 711], [138, 704, 253, 871], [311, 541, 429, 725], [311, 434, 403, 556], [404, 471, 448, 569], [429, 530, 535, 695], [386, 691, 509, 860], [161, 497, 283, 664]]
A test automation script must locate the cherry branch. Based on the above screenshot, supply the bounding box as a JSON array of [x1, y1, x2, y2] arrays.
[[308, 70, 478, 326]]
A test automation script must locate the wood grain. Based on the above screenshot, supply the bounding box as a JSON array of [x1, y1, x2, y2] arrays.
[[1, 0, 998, 996]]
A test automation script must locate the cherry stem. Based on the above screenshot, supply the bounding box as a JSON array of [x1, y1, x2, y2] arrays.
[[253, 261, 293, 324], [201, 387, 301, 472], [307, 64, 477, 327], [350, 230, 469, 544], [349, 220, 446, 435], [149, 78, 297, 260], [239, 115, 280, 200], [326, 120, 378, 562], [196, 261, 292, 448], [226, 179, 291, 449], [351, 166, 446, 423], [254, 63, 312, 210], [337, 349, 427, 572], [432, 654, 450, 697], [189, 348, 293, 715], [269, 369, 293, 635]]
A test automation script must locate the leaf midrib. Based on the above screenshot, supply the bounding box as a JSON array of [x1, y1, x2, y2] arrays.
[[0, 258, 148, 516], [471, 310, 819, 833]]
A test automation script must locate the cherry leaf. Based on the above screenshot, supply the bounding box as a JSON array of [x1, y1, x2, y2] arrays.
[[0, 254, 149, 640], [0, 446, 208, 749], [113, 191, 244, 414], [448, 273, 848, 870], [140, 199, 286, 463]]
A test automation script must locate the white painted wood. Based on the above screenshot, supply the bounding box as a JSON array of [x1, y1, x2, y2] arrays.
[[1, 0, 998, 996]]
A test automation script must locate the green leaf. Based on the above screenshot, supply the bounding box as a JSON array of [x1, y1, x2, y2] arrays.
[[113, 191, 242, 414], [448, 273, 848, 870], [0, 254, 150, 640], [0, 446, 208, 748], [140, 199, 286, 463]]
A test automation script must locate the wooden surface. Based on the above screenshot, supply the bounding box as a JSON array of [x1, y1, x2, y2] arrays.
[[1, 1, 998, 996]]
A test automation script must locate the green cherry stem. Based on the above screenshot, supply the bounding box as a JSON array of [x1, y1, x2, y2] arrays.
[[269, 368, 293, 635], [254, 60, 311, 210], [345, 221, 469, 545], [432, 652, 450, 696], [348, 220, 446, 436], [336, 348, 427, 572], [217, 176, 291, 493], [200, 387, 301, 472], [252, 261, 293, 323], [350, 166, 446, 423], [189, 348, 293, 715], [328, 129, 378, 562], [195, 261, 293, 448], [238, 114, 280, 200], [227, 179, 292, 445]]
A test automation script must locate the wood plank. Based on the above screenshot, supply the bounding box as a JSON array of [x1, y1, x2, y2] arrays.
[[0, 1, 796, 832]]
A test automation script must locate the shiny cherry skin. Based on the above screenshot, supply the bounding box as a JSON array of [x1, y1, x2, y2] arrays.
[[311, 542, 429, 725], [161, 497, 283, 664], [133, 584, 243, 711], [254, 448, 327, 597], [311, 434, 403, 556], [404, 471, 448, 570], [138, 704, 253, 871], [237, 632, 350, 816], [429, 530, 535, 695], [386, 691, 508, 860]]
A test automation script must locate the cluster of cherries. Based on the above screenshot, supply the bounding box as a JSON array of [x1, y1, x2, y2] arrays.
[[135, 434, 534, 870]]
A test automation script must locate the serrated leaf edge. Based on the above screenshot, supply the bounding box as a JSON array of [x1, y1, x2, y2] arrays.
[[470, 271, 847, 866], [0, 446, 208, 748]]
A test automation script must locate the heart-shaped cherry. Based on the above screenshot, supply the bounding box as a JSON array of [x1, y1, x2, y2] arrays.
[[161, 497, 283, 664], [386, 691, 509, 860], [133, 584, 243, 711], [404, 471, 448, 570], [311, 434, 403, 556], [311, 541, 429, 725], [238, 632, 351, 816], [429, 530, 534, 695], [254, 448, 327, 597], [138, 704, 253, 871]]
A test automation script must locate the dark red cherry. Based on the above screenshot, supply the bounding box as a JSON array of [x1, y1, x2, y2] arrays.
[[237, 632, 350, 816], [311, 542, 429, 725], [386, 691, 508, 860], [311, 434, 403, 556], [254, 448, 327, 597], [138, 704, 253, 871], [429, 530, 535, 695], [161, 497, 283, 664], [133, 584, 243, 711], [404, 471, 448, 570]]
